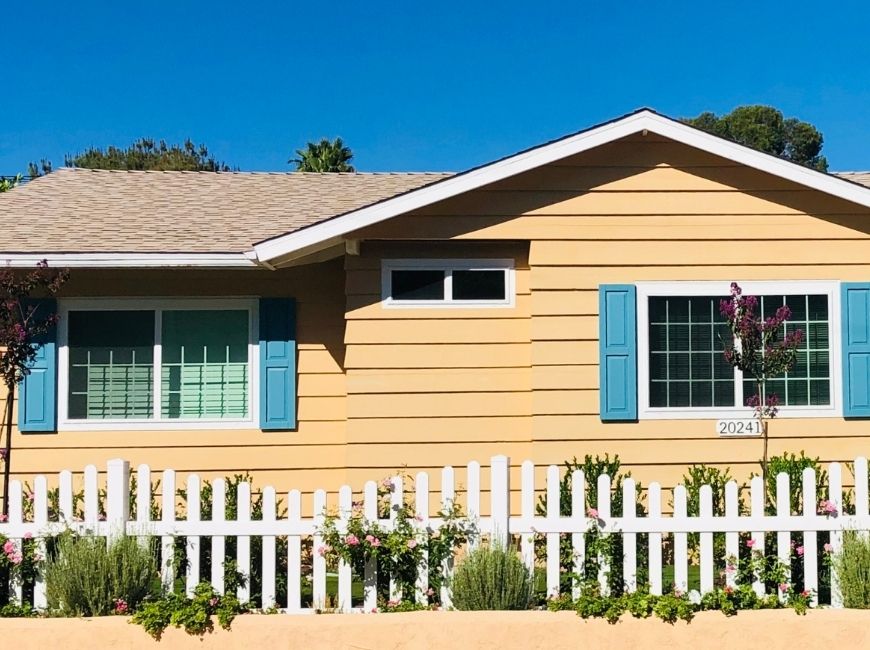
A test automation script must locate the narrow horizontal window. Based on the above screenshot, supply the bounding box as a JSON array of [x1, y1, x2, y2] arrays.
[[383, 259, 514, 307]]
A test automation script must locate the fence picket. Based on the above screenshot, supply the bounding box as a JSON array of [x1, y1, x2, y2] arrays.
[[106, 459, 130, 541], [623, 478, 637, 593], [520, 461, 535, 576], [136, 464, 151, 535], [750, 476, 765, 597], [856, 457, 869, 521], [647, 482, 662, 595], [802, 468, 818, 606], [491, 456, 510, 549], [59, 470, 73, 524], [440, 466, 456, 609], [338, 485, 353, 613], [262, 486, 277, 611], [699, 484, 713, 594], [211, 478, 226, 595], [571, 469, 585, 600], [597, 474, 611, 595], [415, 472, 430, 605], [828, 462, 843, 608], [312, 489, 327, 610], [236, 481, 251, 604], [724, 481, 738, 590], [185, 475, 200, 597], [363, 481, 378, 612], [286, 489, 302, 613], [466, 461, 481, 551], [776, 473, 790, 603], [161, 469, 176, 592], [673, 485, 688, 595], [546, 465, 560, 598], [84, 465, 98, 525], [32, 476, 47, 609]]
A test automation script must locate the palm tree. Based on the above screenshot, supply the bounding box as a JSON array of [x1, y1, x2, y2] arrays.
[[290, 137, 355, 172]]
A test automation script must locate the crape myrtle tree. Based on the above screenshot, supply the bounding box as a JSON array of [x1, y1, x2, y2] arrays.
[[0, 262, 68, 517], [718, 282, 804, 485]]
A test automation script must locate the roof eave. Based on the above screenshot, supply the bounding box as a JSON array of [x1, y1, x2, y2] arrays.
[[0, 252, 260, 269]]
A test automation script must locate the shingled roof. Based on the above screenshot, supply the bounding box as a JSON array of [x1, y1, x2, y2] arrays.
[[834, 172, 870, 188], [0, 168, 451, 254]]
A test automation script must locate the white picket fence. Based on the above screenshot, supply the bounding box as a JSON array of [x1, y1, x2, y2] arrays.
[[1, 455, 868, 612]]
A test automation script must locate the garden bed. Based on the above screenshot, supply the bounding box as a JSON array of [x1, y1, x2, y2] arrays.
[[3, 609, 870, 650]]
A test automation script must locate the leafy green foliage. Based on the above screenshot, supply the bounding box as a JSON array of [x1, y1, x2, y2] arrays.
[[679, 465, 742, 563], [568, 584, 695, 625], [832, 531, 870, 608], [291, 137, 354, 172], [682, 105, 828, 171], [63, 138, 231, 171], [0, 174, 22, 192], [131, 582, 245, 640], [450, 544, 532, 611], [44, 533, 158, 616], [762, 452, 828, 514]]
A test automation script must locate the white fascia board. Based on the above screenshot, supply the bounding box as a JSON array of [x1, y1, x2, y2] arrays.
[[254, 109, 870, 264], [0, 252, 258, 268]]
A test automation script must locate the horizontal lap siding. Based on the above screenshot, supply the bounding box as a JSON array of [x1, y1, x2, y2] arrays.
[[344, 242, 534, 476], [4, 260, 349, 499]]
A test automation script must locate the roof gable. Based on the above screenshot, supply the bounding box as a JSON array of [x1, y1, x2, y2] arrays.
[[254, 109, 870, 263]]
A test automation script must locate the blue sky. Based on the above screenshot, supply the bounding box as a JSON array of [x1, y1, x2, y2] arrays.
[[1, 2, 869, 175]]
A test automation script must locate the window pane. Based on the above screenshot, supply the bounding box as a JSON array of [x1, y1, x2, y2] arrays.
[[391, 270, 445, 301], [161, 310, 249, 419], [68, 311, 154, 419], [452, 270, 506, 301]]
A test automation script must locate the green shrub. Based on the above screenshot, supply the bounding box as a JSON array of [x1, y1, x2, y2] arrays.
[[833, 531, 870, 608], [132, 582, 245, 640], [45, 533, 158, 616], [450, 544, 531, 610]]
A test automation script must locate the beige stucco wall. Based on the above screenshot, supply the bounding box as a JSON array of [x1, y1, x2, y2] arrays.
[[3, 610, 869, 650]]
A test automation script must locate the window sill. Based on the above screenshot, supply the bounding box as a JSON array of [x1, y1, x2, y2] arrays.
[[639, 407, 841, 420], [57, 419, 258, 432]]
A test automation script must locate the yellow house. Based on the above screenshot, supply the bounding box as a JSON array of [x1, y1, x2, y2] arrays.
[[3, 109, 870, 508]]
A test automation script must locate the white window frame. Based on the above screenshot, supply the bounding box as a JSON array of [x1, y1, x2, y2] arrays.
[[381, 258, 515, 308], [57, 297, 260, 431], [636, 281, 841, 420]]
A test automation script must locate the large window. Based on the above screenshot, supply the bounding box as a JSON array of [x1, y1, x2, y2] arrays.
[[382, 259, 514, 307], [638, 282, 839, 418], [59, 299, 256, 429]]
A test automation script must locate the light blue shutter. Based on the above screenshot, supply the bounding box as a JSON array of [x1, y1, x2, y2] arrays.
[[259, 298, 297, 430], [19, 298, 58, 433], [841, 283, 870, 418], [599, 285, 637, 421]]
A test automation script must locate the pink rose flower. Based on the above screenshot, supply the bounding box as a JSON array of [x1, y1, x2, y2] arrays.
[[824, 543, 833, 553], [407, 539, 418, 549], [586, 508, 599, 519], [371, 537, 381, 547], [345, 534, 359, 546], [365, 534, 375, 543], [0, 514, 6, 523], [317, 545, 331, 557], [779, 583, 789, 592], [746, 539, 756, 549], [796, 545, 804, 556], [23, 532, 32, 540]]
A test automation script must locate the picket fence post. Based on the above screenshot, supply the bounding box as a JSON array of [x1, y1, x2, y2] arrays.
[[490, 455, 510, 548], [545, 464, 560, 598], [32, 475, 48, 609], [440, 466, 456, 609], [829, 462, 843, 608], [570, 469, 585, 600], [596, 474, 611, 595], [106, 459, 130, 542], [286, 489, 302, 613]]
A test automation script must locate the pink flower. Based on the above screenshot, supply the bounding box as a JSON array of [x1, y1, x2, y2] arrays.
[[724, 564, 735, 574], [0, 514, 6, 523], [746, 539, 756, 549], [209, 597, 219, 608], [365, 534, 375, 543], [23, 532, 32, 540], [11, 553, 22, 565], [113, 598, 129, 614], [586, 507, 599, 519], [371, 537, 381, 547], [317, 545, 331, 557], [414, 514, 423, 522], [824, 543, 833, 553], [796, 545, 804, 557], [345, 534, 360, 546], [407, 539, 418, 549], [3, 539, 14, 554], [779, 583, 789, 593]]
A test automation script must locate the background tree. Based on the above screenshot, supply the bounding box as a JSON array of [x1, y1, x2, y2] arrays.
[[0, 262, 68, 517], [0, 174, 22, 192], [291, 137, 354, 172], [682, 105, 828, 171]]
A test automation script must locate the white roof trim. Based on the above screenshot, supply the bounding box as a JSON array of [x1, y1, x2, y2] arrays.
[[253, 109, 870, 263], [0, 252, 258, 268]]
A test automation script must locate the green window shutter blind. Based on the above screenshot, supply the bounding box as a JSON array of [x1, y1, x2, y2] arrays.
[[19, 298, 58, 432]]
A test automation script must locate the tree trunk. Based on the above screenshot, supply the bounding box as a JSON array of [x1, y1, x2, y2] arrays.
[[2, 383, 13, 518], [757, 382, 768, 492]]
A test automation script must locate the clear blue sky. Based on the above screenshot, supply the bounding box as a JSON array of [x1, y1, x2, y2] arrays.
[[1, 2, 869, 175]]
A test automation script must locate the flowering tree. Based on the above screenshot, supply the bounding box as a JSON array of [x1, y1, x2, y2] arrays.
[[719, 282, 804, 483], [1, 262, 68, 517]]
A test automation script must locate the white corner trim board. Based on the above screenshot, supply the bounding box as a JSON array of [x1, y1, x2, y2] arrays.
[[253, 109, 870, 264]]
